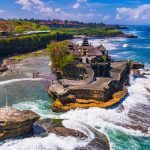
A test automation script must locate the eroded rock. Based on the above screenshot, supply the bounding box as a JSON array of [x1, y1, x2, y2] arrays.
[[59, 94, 76, 105], [116, 104, 125, 113], [33, 119, 110, 150], [0, 65, 8, 72], [33, 118, 87, 139], [131, 62, 144, 69], [0, 107, 40, 140]]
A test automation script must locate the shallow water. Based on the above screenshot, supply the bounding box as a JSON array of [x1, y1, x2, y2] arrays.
[[0, 25, 150, 149]]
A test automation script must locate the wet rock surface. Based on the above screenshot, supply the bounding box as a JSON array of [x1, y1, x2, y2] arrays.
[[0, 107, 40, 140], [33, 119, 110, 150], [116, 104, 125, 113], [113, 102, 150, 134], [33, 119, 87, 139], [75, 124, 110, 150]]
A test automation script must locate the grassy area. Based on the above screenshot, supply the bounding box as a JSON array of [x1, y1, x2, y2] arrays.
[[50, 27, 123, 37], [0, 20, 50, 34], [10, 50, 47, 61], [14, 20, 49, 33]]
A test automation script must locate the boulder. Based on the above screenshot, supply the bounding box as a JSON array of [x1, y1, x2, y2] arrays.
[[0, 107, 40, 140]]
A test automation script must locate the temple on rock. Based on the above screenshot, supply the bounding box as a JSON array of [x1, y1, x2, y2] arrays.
[[67, 38, 112, 77], [68, 38, 110, 61], [49, 37, 133, 112]]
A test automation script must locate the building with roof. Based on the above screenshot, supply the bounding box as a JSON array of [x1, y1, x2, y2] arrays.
[[67, 38, 110, 61]]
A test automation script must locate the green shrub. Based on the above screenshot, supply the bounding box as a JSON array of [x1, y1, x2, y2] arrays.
[[0, 32, 72, 56], [46, 41, 75, 70]]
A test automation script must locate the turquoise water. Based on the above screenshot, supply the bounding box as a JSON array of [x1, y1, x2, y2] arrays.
[[109, 26, 150, 64], [106, 128, 150, 150], [0, 26, 150, 149]]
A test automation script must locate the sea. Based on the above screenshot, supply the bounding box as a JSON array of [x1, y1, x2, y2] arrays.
[[0, 25, 150, 150]]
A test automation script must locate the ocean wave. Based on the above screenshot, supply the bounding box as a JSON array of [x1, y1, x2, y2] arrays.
[[0, 120, 95, 150], [0, 78, 47, 86], [72, 38, 119, 50], [123, 44, 128, 48], [131, 45, 150, 49]]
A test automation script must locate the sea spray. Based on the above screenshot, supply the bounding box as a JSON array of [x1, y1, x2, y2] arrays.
[[0, 120, 97, 150]]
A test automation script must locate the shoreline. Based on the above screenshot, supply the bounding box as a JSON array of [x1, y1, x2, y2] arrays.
[[73, 33, 137, 39]]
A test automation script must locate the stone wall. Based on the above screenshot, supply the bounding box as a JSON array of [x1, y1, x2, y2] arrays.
[[91, 63, 110, 77], [68, 80, 123, 102], [62, 64, 86, 80]]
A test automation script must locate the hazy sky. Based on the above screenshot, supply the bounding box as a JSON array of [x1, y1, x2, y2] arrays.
[[0, 0, 150, 24]]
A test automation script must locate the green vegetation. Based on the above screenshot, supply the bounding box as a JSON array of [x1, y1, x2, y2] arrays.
[[10, 50, 47, 61], [0, 32, 71, 56], [0, 34, 51, 55], [46, 41, 75, 71], [14, 20, 49, 33], [101, 55, 107, 61], [0, 20, 49, 33], [52, 119, 63, 126], [50, 27, 123, 37]]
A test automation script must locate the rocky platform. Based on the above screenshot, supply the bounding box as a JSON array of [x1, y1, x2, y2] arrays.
[[0, 107, 40, 140], [49, 61, 144, 112], [49, 62, 130, 112]]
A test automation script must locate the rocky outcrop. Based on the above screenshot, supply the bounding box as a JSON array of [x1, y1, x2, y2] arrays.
[[131, 62, 144, 69], [49, 62, 130, 111], [0, 65, 8, 72], [51, 87, 128, 112], [33, 119, 87, 139], [33, 119, 110, 150], [59, 94, 76, 105], [116, 104, 125, 113], [0, 107, 40, 140], [78, 124, 110, 150], [118, 34, 137, 38]]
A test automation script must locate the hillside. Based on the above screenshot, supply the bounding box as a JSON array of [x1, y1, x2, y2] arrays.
[[0, 20, 49, 34]]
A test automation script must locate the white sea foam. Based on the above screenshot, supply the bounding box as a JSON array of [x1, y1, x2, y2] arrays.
[[0, 78, 47, 86], [9, 70, 150, 138], [0, 74, 150, 149], [72, 38, 122, 50], [0, 120, 94, 150], [123, 44, 128, 48], [58, 69, 150, 136]]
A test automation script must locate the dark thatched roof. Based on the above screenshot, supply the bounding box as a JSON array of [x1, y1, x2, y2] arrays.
[[97, 44, 106, 52]]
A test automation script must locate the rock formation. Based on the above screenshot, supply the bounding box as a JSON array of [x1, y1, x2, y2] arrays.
[[131, 62, 144, 69], [49, 62, 129, 112], [0, 65, 8, 72], [33, 119, 87, 139], [33, 119, 110, 150], [0, 107, 40, 140]]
